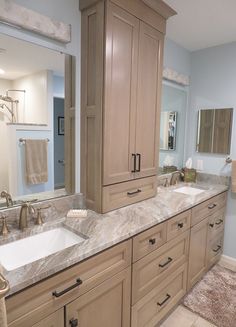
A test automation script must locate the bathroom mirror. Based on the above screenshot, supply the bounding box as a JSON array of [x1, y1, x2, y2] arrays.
[[0, 33, 75, 210], [160, 111, 177, 150], [159, 81, 188, 174], [196, 108, 233, 154]]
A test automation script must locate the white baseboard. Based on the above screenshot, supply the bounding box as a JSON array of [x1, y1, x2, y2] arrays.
[[219, 255, 236, 272]]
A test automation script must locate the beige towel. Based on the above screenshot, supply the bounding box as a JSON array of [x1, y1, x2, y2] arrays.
[[0, 268, 8, 327], [25, 139, 48, 185], [232, 161, 236, 193]]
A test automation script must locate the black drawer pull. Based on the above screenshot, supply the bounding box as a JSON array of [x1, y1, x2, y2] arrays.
[[131, 154, 136, 173], [149, 238, 156, 245], [52, 278, 83, 298], [157, 293, 171, 306], [159, 257, 173, 268], [127, 189, 141, 196], [208, 203, 217, 209], [136, 153, 141, 172], [178, 222, 184, 229], [213, 245, 222, 253], [69, 318, 78, 327], [215, 219, 223, 225], [209, 223, 214, 228]]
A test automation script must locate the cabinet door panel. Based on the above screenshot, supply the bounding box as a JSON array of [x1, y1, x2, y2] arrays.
[[135, 22, 164, 178], [188, 218, 208, 290], [103, 2, 139, 185], [32, 309, 64, 327], [66, 268, 131, 327]]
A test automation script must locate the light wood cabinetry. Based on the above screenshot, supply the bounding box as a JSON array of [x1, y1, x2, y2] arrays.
[[80, 0, 176, 213], [66, 268, 131, 327], [32, 310, 64, 327]]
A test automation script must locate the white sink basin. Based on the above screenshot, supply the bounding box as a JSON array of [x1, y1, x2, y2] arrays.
[[0, 227, 85, 271], [173, 186, 205, 196]]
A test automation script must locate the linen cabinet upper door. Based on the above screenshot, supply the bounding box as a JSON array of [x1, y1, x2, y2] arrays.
[[103, 3, 139, 186], [135, 22, 164, 179]]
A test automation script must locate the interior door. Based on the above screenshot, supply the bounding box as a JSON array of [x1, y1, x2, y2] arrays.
[[135, 22, 164, 179], [103, 2, 139, 185], [65, 268, 131, 327]]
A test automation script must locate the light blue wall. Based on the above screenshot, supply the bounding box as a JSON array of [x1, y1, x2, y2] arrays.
[[186, 42, 236, 258], [0, 0, 81, 191]]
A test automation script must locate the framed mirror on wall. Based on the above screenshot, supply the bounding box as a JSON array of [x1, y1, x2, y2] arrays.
[[196, 108, 233, 155], [159, 81, 188, 175], [0, 33, 75, 210]]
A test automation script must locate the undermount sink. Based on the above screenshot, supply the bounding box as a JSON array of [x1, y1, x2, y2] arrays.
[[0, 227, 86, 271], [173, 186, 206, 196]]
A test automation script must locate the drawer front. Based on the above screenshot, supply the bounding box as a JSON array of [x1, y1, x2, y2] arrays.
[[167, 210, 191, 241], [133, 222, 167, 262], [132, 231, 189, 304], [207, 232, 224, 269], [102, 176, 157, 213], [7, 240, 131, 327], [208, 207, 226, 240], [131, 264, 187, 327], [192, 192, 227, 226]]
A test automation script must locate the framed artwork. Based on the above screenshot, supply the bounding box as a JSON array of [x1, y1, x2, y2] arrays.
[[58, 116, 65, 135]]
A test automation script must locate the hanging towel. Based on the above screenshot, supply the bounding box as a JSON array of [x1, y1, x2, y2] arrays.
[[232, 160, 236, 193], [25, 139, 48, 185], [0, 268, 8, 327]]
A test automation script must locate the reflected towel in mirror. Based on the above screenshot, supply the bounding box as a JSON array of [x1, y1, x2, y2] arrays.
[[25, 139, 48, 185]]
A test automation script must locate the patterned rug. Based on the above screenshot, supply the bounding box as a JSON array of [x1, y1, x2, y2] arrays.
[[183, 265, 236, 327]]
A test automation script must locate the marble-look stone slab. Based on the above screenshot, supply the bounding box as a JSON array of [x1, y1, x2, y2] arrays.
[[196, 172, 230, 186], [0, 0, 71, 43], [0, 182, 228, 296]]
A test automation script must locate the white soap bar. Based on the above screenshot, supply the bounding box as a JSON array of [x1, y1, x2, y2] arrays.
[[67, 209, 87, 218]]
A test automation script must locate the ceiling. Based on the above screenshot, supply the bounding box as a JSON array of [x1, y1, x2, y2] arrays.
[[0, 34, 64, 80], [164, 0, 236, 51]]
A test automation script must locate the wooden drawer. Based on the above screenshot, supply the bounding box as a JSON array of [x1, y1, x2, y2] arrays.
[[207, 232, 224, 269], [131, 264, 187, 327], [132, 222, 167, 262], [102, 176, 157, 213], [167, 210, 191, 241], [191, 192, 227, 226], [132, 231, 189, 304], [6, 240, 131, 327], [208, 207, 226, 240]]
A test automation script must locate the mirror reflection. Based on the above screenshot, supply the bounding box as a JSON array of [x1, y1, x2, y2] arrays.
[[160, 111, 177, 150], [196, 108, 233, 155], [0, 34, 74, 209], [159, 82, 188, 174]]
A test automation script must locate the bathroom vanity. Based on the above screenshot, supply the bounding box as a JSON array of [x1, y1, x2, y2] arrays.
[[4, 184, 228, 327]]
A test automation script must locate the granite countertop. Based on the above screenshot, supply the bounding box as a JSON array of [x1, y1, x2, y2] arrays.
[[2, 182, 228, 296]]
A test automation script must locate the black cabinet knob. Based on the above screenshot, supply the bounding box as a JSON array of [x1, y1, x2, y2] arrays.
[[149, 238, 156, 245], [70, 318, 78, 327]]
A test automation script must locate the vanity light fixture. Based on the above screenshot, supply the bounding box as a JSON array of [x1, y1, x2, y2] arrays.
[[0, 68, 5, 75]]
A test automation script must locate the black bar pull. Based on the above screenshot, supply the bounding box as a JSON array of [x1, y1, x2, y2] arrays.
[[69, 318, 78, 327], [127, 189, 141, 196], [178, 222, 184, 229], [159, 257, 173, 268], [136, 153, 141, 172], [213, 245, 222, 253], [52, 278, 83, 298], [215, 219, 223, 225], [131, 154, 136, 173], [149, 238, 156, 245], [208, 203, 217, 209], [157, 294, 171, 306]]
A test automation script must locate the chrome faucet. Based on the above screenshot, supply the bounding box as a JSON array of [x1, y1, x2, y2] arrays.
[[1, 190, 13, 207], [170, 170, 184, 186], [19, 202, 35, 231]]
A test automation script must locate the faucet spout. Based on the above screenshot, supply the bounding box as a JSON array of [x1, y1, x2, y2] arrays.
[[19, 203, 35, 231]]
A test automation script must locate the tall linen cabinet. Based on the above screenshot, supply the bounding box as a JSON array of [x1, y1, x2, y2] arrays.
[[80, 0, 176, 213]]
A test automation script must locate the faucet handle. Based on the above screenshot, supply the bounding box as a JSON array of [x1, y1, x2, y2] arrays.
[[35, 205, 51, 225], [0, 215, 10, 236]]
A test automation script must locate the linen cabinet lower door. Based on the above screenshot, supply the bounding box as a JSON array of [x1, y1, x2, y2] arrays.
[[32, 309, 64, 327], [66, 268, 131, 327]]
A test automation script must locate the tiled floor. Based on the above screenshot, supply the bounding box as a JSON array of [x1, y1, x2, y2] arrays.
[[160, 305, 216, 327]]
